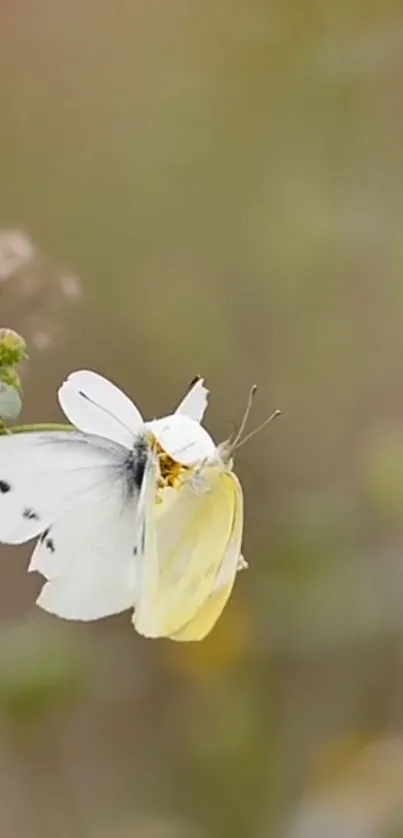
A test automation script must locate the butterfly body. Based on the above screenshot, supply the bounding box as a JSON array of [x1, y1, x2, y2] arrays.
[[122, 434, 152, 497]]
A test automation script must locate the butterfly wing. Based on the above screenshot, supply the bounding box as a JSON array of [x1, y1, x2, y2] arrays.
[[0, 431, 128, 544], [33, 481, 139, 620], [169, 473, 243, 641], [133, 466, 242, 639], [131, 446, 160, 614], [58, 369, 143, 447], [33, 461, 160, 621], [32, 442, 159, 621], [0, 430, 159, 621], [174, 378, 209, 423]]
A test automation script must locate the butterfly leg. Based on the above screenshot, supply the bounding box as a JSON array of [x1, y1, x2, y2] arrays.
[[187, 459, 212, 495]]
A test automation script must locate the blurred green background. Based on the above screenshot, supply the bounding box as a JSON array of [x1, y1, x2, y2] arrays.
[[2, 1, 403, 835]]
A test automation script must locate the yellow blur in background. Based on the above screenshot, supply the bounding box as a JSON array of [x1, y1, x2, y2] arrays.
[[2, 1, 403, 835]]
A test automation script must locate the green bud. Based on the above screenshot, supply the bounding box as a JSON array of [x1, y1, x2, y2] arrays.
[[0, 329, 28, 368], [0, 366, 21, 390]]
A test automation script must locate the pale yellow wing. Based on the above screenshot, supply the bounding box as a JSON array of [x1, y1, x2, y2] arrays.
[[169, 473, 243, 641], [133, 465, 240, 638]]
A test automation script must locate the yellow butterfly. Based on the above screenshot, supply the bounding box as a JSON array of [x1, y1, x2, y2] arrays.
[[133, 388, 280, 642]]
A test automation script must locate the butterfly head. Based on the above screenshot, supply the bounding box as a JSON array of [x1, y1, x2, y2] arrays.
[[152, 436, 189, 490], [145, 413, 216, 494]]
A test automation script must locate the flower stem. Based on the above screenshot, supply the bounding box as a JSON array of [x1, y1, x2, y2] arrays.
[[8, 423, 74, 434]]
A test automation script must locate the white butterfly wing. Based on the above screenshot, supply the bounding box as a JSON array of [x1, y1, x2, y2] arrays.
[[33, 481, 140, 620], [175, 378, 209, 423], [31, 441, 160, 621], [58, 369, 143, 447], [0, 431, 128, 544]]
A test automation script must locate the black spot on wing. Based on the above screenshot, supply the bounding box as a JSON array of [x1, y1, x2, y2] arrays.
[[23, 508, 39, 521], [40, 527, 55, 553], [133, 522, 145, 557], [0, 480, 11, 493]]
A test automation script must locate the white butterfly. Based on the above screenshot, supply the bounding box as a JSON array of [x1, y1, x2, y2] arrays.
[[0, 370, 213, 621]]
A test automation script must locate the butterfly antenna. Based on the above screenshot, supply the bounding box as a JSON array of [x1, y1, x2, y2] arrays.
[[231, 384, 258, 447], [234, 408, 282, 450]]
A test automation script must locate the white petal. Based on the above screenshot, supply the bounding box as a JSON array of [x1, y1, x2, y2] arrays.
[[58, 370, 143, 448], [147, 414, 216, 466], [175, 378, 209, 423]]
